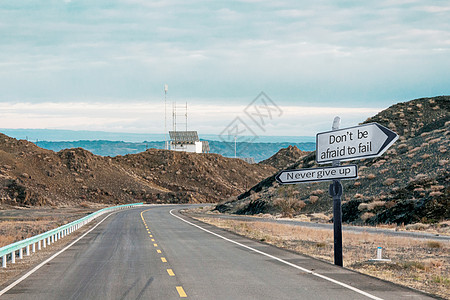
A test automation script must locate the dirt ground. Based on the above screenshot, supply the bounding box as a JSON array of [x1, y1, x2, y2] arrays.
[[194, 216, 450, 299], [0, 206, 100, 247]]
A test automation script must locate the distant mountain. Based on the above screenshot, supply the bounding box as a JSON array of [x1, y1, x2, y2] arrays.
[[35, 140, 315, 162], [216, 96, 449, 225]]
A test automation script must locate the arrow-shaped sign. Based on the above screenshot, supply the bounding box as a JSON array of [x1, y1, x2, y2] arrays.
[[276, 165, 358, 184], [316, 123, 398, 164]]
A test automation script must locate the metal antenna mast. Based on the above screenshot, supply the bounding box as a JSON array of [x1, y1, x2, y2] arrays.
[[164, 84, 168, 150]]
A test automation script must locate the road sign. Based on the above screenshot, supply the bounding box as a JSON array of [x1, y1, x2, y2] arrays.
[[275, 165, 358, 184], [316, 122, 398, 164]]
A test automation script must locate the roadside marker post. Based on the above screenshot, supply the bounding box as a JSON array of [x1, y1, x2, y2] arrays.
[[276, 117, 398, 267]]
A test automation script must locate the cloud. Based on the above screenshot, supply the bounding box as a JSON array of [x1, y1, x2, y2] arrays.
[[0, 0, 448, 108], [0, 102, 382, 136]]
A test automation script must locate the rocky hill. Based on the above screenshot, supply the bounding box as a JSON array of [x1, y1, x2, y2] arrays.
[[259, 145, 309, 170], [216, 96, 449, 225], [0, 136, 275, 208]]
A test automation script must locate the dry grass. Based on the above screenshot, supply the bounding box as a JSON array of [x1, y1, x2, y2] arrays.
[[0, 220, 59, 247], [0, 208, 96, 247], [196, 217, 450, 299], [0, 218, 98, 287]]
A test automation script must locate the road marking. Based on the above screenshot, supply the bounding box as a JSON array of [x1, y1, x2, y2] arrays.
[[161, 257, 167, 262], [176, 286, 187, 297], [157, 249, 162, 254], [149, 235, 153, 237], [169, 209, 383, 300], [154, 243, 158, 247], [0, 213, 115, 297], [151, 238, 155, 242], [167, 269, 175, 276]]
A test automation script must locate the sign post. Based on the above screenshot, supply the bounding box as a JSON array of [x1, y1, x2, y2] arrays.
[[276, 117, 398, 267], [330, 117, 343, 267]]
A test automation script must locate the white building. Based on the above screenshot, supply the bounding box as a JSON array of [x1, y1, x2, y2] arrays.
[[169, 131, 210, 154]]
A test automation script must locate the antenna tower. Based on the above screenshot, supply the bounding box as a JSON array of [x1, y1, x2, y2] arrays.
[[164, 84, 168, 150]]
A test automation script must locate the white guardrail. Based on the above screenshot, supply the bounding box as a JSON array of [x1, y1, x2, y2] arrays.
[[1, 203, 144, 268]]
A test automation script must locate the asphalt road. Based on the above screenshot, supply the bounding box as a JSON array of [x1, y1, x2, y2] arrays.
[[0, 205, 437, 300], [187, 212, 450, 242]]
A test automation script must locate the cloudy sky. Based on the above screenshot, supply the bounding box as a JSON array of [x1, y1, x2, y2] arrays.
[[0, 0, 449, 137]]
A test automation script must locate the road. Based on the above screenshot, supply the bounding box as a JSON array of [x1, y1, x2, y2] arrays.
[[187, 212, 450, 241], [0, 205, 436, 300]]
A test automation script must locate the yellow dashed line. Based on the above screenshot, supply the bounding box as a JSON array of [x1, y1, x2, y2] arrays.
[[176, 286, 187, 298], [142, 208, 186, 297]]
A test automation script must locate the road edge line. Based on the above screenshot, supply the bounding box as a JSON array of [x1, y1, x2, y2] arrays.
[[169, 209, 383, 300], [0, 213, 114, 296]]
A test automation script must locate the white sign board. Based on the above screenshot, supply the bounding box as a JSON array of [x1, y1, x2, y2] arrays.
[[316, 123, 398, 164], [275, 165, 358, 184]]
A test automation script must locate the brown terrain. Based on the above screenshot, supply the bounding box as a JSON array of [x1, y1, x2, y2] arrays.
[[259, 145, 309, 170], [216, 96, 449, 226], [0, 137, 275, 209]]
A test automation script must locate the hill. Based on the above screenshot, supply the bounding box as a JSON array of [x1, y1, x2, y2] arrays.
[[0, 135, 276, 208], [259, 145, 309, 170], [216, 96, 449, 225]]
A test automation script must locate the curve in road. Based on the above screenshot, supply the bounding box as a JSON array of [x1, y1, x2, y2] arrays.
[[0, 205, 437, 300]]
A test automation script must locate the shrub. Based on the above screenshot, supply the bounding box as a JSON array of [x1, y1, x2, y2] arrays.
[[439, 160, 448, 166], [425, 241, 442, 249], [316, 242, 327, 248], [367, 201, 385, 210], [361, 212, 375, 221], [354, 193, 364, 199], [79, 201, 90, 208], [311, 189, 324, 196], [401, 261, 425, 270], [385, 200, 396, 208], [383, 178, 396, 186], [358, 203, 369, 211], [309, 195, 319, 204], [273, 198, 306, 218], [430, 191, 443, 197], [405, 223, 429, 230], [431, 185, 444, 191]]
